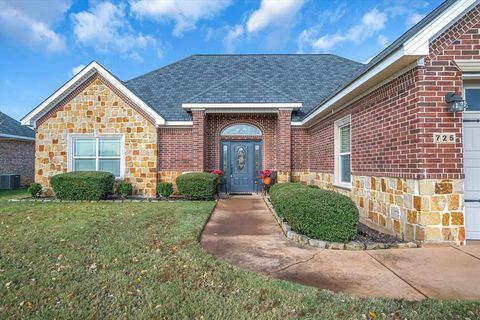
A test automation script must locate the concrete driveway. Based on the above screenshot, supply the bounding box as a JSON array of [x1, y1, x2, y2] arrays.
[[200, 197, 480, 300]]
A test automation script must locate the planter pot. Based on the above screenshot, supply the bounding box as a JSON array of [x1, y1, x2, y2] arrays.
[[263, 177, 272, 185]]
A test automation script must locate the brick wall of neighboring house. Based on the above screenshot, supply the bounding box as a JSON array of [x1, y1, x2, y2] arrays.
[[0, 139, 35, 186], [293, 6, 480, 245], [35, 76, 158, 197]]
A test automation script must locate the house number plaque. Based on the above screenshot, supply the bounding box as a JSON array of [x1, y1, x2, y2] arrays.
[[433, 133, 456, 144]]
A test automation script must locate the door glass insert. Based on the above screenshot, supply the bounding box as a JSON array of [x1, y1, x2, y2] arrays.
[[237, 147, 246, 171], [222, 144, 228, 174]]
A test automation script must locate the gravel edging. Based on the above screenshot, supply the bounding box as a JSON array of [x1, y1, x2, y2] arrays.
[[263, 197, 418, 250]]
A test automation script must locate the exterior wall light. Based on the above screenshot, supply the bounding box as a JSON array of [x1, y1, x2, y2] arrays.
[[445, 92, 467, 112]]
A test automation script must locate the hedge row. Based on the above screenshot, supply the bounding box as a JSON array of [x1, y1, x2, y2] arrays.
[[270, 183, 359, 242], [176, 172, 219, 200], [50, 171, 115, 201]]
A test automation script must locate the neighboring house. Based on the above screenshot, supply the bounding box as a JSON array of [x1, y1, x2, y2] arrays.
[[21, 0, 480, 244], [0, 112, 35, 186]]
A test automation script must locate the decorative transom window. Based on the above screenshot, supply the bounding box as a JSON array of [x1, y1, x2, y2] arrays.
[[70, 136, 123, 178], [464, 80, 480, 112], [221, 123, 262, 136], [335, 116, 351, 186]]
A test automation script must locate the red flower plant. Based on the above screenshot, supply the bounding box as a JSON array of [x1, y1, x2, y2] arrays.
[[211, 169, 224, 176], [260, 169, 272, 179]]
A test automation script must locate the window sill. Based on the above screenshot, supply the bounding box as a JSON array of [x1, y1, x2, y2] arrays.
[[333, 183, 352, 191]]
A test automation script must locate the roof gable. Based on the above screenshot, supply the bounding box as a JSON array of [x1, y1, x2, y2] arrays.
[[21, 61, 165, 128], [0, 112, 35, 140]]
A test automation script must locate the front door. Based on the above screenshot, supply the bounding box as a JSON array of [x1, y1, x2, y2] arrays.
[[221, 141, 262, 193]]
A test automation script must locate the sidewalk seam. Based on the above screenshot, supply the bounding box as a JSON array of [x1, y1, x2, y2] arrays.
[[364, 251, 428, 299], [449, 245, 480, 261]]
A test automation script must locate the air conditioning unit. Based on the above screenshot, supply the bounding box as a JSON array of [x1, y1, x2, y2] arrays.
[[0, 174, 21, 189]]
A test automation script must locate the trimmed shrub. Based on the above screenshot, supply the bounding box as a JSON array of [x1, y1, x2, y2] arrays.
[[50, 171, 115, 201], [116, 182, 133, 198], [269, 183, 306, 216], [270, 186, 359, 242], [157, 182, 173, 198], [307, 184, 320, 189], [28, 183, 42, 198], [176, 173, 219, 200]]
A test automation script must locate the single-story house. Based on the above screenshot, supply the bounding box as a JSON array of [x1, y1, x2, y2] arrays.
[[0, 111, 35, 186], [21, 0, 480, 244]]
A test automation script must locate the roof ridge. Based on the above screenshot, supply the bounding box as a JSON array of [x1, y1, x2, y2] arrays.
[[240, 73, 299, 101], [184, 74, 240, 103]]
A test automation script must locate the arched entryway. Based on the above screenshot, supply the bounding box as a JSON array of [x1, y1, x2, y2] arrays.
[[220, 124, 263, 194]]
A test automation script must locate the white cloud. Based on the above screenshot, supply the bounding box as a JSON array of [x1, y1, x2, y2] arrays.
[[406, 12, 425, 27], [246, 0, 304, 33], [377, 34, 388, 48], [0, 0, 69, 52], [223, 24, 244, 53], [71, 2, 157, 61], [297, 8, 387, 53], [71, 64, 85, 76], [130, 0, 231, 37]]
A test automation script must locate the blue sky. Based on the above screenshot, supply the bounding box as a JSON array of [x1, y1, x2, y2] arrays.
[[0, 0, 443, 121]]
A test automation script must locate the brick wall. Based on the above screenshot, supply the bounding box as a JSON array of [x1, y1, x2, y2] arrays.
[[36, 76, 158, 197], [204, 113, 278, 171], [0, 139, 35, 186], [291, 127, 309, 170], [158, 128, 193, 171]]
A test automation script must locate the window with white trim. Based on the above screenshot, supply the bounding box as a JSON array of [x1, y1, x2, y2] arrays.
[[70, 136, 123, 178], [464, 80, 480, 112], [335, 116, 351, 186]]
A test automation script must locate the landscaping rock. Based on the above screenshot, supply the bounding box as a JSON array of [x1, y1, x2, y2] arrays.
[[308, 239, 327, 248], [345, 241, 365, 250], [329, 242, 345, 250]]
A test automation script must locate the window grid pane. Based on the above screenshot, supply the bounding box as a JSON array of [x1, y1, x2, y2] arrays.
[[340, 125, 350, 153], [465, 88, 480, 111], [99, 139, 121, 157], [74, 159, 96, 171], [340, 154, 351, 183], [74, 139, 96, 157], [99, 159, 121, 177]]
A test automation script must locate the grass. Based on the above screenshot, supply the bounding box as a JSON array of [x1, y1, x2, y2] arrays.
[[0, 189, 479, 319]]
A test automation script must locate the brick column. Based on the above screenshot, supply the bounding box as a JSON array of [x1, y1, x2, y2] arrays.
[[277, 108, 292, 182], [192, 109, 205, 171]]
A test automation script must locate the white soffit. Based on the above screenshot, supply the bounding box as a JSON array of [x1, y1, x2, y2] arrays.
[[21, 61, 166, 128], [182, 103, 302, 112]]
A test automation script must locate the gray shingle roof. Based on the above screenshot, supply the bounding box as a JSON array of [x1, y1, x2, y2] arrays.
[[0, 112, 35, 139], [124, 54, 364, 121]]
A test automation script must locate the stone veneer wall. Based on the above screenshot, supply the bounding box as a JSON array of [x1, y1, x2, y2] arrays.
[[0, 139, 35, 186], [35, 77, 158, 197], [292, 171, 465, 244]]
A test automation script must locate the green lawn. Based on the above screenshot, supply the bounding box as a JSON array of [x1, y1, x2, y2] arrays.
[[0, 190, 479, 319]]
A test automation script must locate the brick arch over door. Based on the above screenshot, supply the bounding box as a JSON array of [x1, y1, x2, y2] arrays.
[[205, 114, 277, 171]]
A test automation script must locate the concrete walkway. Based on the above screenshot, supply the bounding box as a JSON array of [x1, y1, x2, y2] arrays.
[[200, 197, 480, 300]]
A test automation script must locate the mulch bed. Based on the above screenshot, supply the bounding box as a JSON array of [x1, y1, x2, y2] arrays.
[[355, 223, 405, 245]]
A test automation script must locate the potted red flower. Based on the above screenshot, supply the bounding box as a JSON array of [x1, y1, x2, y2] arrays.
[[260, 169, 272, 185], [211, 169, 224, 176]]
